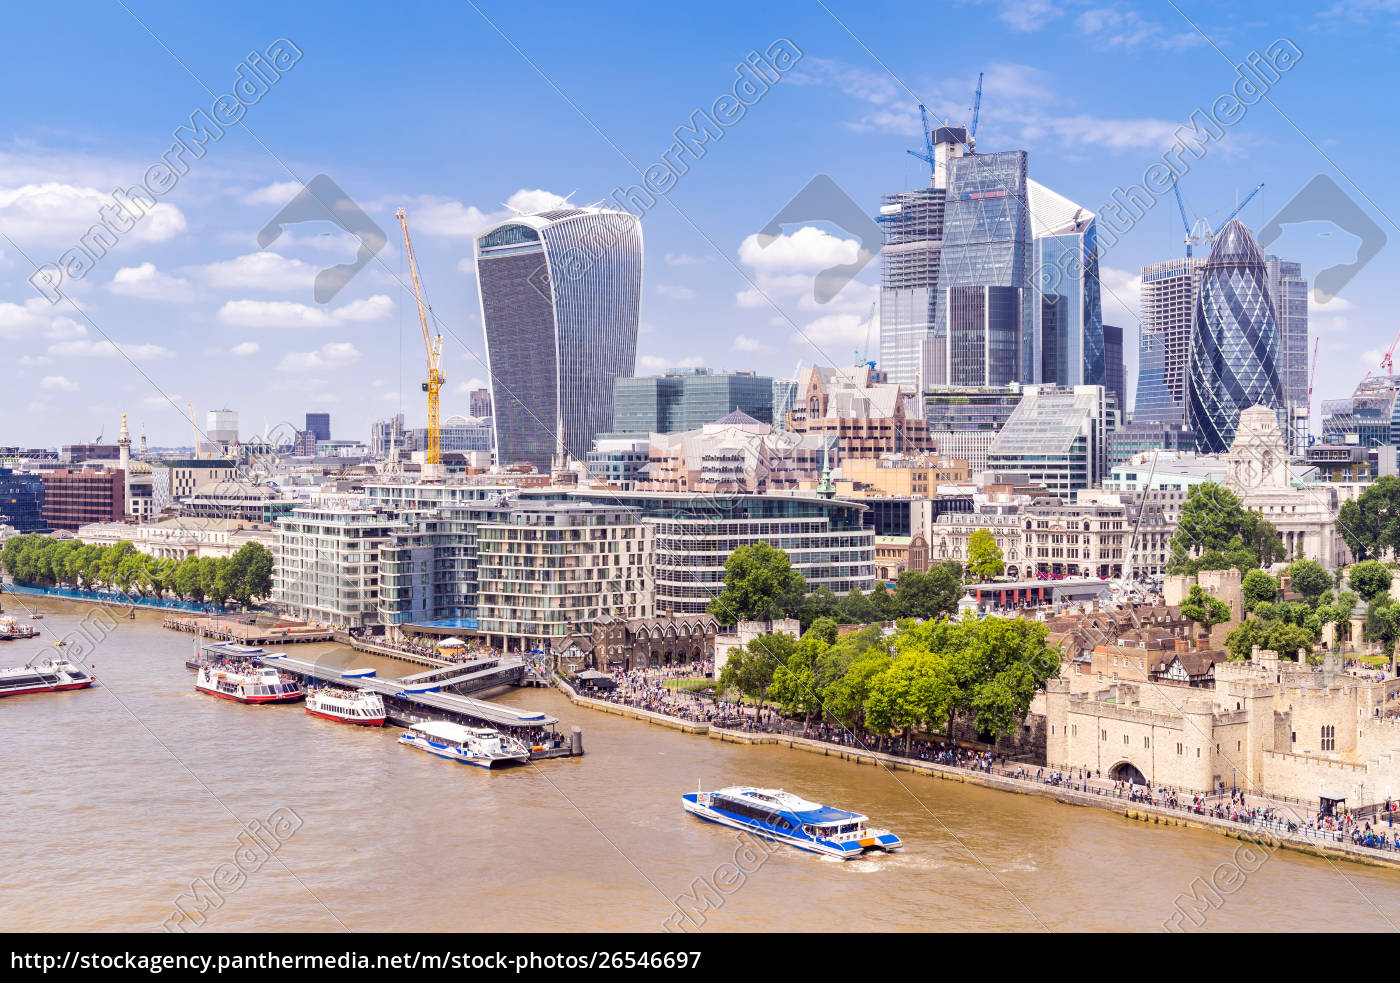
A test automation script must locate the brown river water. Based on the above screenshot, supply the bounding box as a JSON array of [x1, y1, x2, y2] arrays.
[[4, 597, 1400, 933]]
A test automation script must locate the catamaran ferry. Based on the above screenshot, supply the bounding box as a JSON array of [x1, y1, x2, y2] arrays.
[[195, 661, 303, 705], [305, 686, 386, 726], [683, 786, 902, 860], [397, 720, 531, 768], [0, 658, 94, 697]]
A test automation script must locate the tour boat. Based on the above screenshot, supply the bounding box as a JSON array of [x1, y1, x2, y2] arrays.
[[397, 720, 531, 768], [682, 786, 902, 860], [195, 661, 303, 704], [0, 617, 40, 639], [305, 686, 386, 726], [0, 658, 94, 697]]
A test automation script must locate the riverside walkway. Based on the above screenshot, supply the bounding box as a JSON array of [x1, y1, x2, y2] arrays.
[[555, 672, 1400, 870]]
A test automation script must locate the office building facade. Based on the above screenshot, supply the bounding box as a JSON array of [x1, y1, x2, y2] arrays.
[[1135, 258, 1204, 425], [923, 385, 1023, 472], [987, 384, 1110, 493], [1266, 255, 1309, 451], [1186, 220, 1285, 454], [476, 205, 642, 469], [304, 413, 331, 443], [40, 469, 124, 531], [0, 470, 46, 532], [1103, 324, 1126, 416], [613, 369, 773, 435], [878, 187, 945, 390], [1029, 179, 1105, 391]]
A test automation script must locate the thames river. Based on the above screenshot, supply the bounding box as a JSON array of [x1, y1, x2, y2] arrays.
[[5, 598, 1400, 933]]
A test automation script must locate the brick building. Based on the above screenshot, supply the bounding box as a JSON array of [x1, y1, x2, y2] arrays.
[[40, 469, 123, 531]]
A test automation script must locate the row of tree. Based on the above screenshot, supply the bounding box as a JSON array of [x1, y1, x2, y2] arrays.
[[0, 535, 274, 608], [706, 541, 970, 629], [718, 613, 1059, 748]]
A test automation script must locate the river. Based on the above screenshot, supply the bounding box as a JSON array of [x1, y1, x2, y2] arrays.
[[4, 597, 1400, 933]]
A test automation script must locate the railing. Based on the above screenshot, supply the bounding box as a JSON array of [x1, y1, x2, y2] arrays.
[[4, 582, 232, 613]]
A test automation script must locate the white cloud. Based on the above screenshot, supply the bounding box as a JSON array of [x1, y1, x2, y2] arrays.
[[0, 298, 89, 340], [1075, 5, 1207, 50], [48, 338, 173, 359], [731, 334, 774, 353], [241, 182, 305, 206], [108, 262, 198, 302], [664, 253, 709, 266], [0, 182, 185, 245], [216, 294, 393, 329], [199, 251, 321, 292], [1099, 266, 1142, 327], [638, 354, 703, 374], [277, 342, 361, 373], [230, 341, 260, 356], [388, 188, 570, 239], [738, 226, 861, 274], [655, 283, 697, 301], [455, 378, 487, 394], [39, 375, 76, 391], [788, 313, 869, 349], [998, 0, 1063, 32]]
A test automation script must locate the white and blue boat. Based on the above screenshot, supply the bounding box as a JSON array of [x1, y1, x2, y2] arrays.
[[397, 720, 530, 769], [682, 785, 901, 860]]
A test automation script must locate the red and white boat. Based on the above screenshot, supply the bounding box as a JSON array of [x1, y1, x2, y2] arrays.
[[0, 658, 94, 697], [195, 661, 303, 704], [305, 686, 386, 726]]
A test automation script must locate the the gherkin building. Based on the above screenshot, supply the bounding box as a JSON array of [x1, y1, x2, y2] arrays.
[[1186, 219, 1284, 453]]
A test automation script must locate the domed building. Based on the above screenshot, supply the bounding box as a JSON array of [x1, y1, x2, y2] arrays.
[[1186, 219, 1285, 453]]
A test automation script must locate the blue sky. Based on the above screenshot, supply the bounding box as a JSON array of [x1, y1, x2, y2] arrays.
[[0, 0, 1395, 446]]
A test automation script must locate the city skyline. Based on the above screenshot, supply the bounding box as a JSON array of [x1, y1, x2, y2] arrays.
[[0, 1, 1385, 447]]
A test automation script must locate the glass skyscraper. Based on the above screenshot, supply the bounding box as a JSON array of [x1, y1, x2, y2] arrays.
[[1266, 255, 1309, 451], [1187, 220, 1284, 454], [1102, 324, 1125, 416], [613, 369, 773, 435], [1135, 258, 1205, 425], [475, 206, 642, 470], [1028, 180, 1105, 391], [878, 188, 944, 390], [931, 150, 1032, 386]]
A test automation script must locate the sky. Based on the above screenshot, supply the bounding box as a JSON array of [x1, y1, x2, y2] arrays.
[[0, 0, 1396, 447]]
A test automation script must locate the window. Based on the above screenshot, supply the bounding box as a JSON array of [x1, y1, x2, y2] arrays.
[[1322, 725, 1335, 751]]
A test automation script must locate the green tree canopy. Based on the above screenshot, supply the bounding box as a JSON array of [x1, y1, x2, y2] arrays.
[[1348, 560, 1393, 602], [1181, 584, 1232, 635], [1286, 558, 1333, 608], [1241, 569, 1279, 613], [1337, 475, 1400, 562], [708, 542, 808, 625], [967, 529, 1005, 581]]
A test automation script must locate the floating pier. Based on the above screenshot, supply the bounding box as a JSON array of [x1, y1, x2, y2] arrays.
[[164, 614, 332, 644]]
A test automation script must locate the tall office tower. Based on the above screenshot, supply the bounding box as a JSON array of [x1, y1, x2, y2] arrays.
[[305, 412, 331, 442], [1187, 220, 1284, 454], [1028, 180, 1105, 390], [205, 408, 239, 445], [877, 186, 945, 391], [468, 387, 492, 420], [612, 369, 773, 435], [929, 150, 1032, 387], [1134, 257, 1205, 424], [475, 205, 642, 470], [771, 374, 799, 432], [945, 285, 1022, 386], [1102, 325, 1126, 417], [1266, 255, 1309, 450]]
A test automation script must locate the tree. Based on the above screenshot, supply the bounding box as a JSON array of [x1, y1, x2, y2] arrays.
[[1181, 584, 1232, 638], [865, 651, 955, 753], [804, 617, 839, 647], [1338, 475, 1400, 562], [868, 582, 899, 621], [798, 586, 838, 629], [967, 529, 1004, 581], [1286, 558, 1333, 608], [894, 567, 961, 621], [1241, 569, 1279, 613], [1171, 483, 1249, 558], [176, 555, 204, 602], [1348, 560, 1393, 603], [708, 542, 807, 625], [835, 588, 879, 625], [1365, 596, 1400, 672], [717, 632, 795, 701], [822, 646, 891, 731]]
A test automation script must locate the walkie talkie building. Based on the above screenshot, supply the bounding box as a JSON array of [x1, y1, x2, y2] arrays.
[[475, 206, 642, 471], [1186, 219, 1284, 453]]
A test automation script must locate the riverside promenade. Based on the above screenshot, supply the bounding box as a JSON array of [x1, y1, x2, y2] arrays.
[[554, 674, 1400, 871]]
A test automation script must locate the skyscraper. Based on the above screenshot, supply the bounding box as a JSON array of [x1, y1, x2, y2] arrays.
[[468, 387, 492, 420], [878, 186, 945, 391], [1102, 324, 1125, 416], [1187, 220, 1284, 454], [305, 412, 331, 442], [613, 369, 773, 435], [1134, 258, 1204, 425], [1028, 179, 1104, 390], [475, 206, 642, 470], [930, 150, 1032, 387], [1266, 255, 1309, 450]]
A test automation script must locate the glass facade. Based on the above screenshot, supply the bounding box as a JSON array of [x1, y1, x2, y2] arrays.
[[1135, 258, 1204, 425], [986, 385, 1109, 493], [877, 188, 944, 390], [1102, 324, 1125, 416], [613, 370, 772, 434], [0, 469, 46, 532], [931, 151, 1032, 386], [1032, 218, 1105, 389], [477, 207, 642, 469], [946, 285, 1021, 387], [1186, 220, 1285, 454], [1267, 255, 1309, 450]]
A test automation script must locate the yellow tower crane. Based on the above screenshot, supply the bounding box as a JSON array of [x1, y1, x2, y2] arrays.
[[396, 208, 445, 466]]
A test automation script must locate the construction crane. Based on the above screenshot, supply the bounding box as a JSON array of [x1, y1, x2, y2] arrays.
[[395, 208, 445, 466], [966, 71, 983, 153], [1171, 180, 1265, 258], [1172, 178, 1195, 257], [1378, 325, 1400, 375], [854, 300, 877, 369], [1221, 182, 1264, 227]]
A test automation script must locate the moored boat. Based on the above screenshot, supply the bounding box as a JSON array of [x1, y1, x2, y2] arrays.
[[397, 720, 530, 768], [195, 661, 303, 704], [305, 686, 386, 726], [0, 658, 94, 697], [682, 786, 901, 859]]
